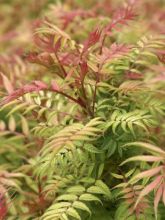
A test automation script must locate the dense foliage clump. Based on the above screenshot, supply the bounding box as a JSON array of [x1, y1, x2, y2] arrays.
[[0, 0, 165, 219]]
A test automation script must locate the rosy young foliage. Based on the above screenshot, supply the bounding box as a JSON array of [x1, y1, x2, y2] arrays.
[[122, 142, 165, 219], [56, 8, 95, 29], [82, 28, 101, 55], [1, 81, 48, 105], [97, 43, 131, 65], [105, 6, 136, 32], [0, 0, 165, 219]]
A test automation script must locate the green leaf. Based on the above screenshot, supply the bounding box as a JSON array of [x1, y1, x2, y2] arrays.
[[67, 185, 85, 194], [72, 201, 91, 215], [61, 213, 69, 220], [23, 104, 38, 114], [79, 193, 102, 204], [115, 203, 129, 220], [111, 173, 123, 179], [122, 142, 165, 156], [67, 207, 81, 220], [7, 103, 28, 116], [20, 115, 29, 136], [8, 115, 16, 132], [95, 180, 111, 198], [97, 163, 104, 178], [57, 194, 78, 201], [49, 202, 71, 210], [87, 186, 106, 194], [84, 144, 102, 153]]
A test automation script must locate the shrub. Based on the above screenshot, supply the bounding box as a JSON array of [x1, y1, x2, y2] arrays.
[[0, 0, 165, 219]]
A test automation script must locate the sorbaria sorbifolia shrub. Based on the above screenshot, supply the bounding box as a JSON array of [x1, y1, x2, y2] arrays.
[[0, 0, 165, 219]]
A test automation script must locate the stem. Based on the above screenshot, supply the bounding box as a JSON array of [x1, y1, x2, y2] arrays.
[[92, 28, 107, 116], [92, 81, 98, 116], [81, 81, 93, 117], [54, 51, 90, 115], [92, 63, 103, 116], [99, 34, 106, 54], [54, 53, 67, 78], [51, 88, 86, 109]]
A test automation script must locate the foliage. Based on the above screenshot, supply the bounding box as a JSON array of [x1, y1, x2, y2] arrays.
[[0, 0, 165, 219]]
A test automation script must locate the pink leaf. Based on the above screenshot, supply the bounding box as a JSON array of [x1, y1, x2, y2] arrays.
[[154, 184, 163, 219], [130, 166, 163, 182], [0, 31, 17, 43], [59, 9, 95, 29], [25, 52, 39, 63], [97, 43, 130, 64], [34, 34, 61, 53], [122, 192, 134, 199], [104, 6, 136, 34], [25, 51, 53, 67], [65, 68, 75, 81], [135, 175, 163, 208], [0, 73, 14, 94], [51, 80, 60, 91], [121, 156, 164, 166], [33, 81, 48, 89], [1, 81, 48, 106], [126, 72, 143, 80], [60, 52, 80, 66]]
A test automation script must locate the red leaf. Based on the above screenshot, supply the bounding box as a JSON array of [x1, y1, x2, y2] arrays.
[[126, 72, 143, 80], [82, 28, 101, 54], [0, 194, 7, 220], [1, 81, 48, 105], [80, 61, 88, 81], [60, 9, 95, 29], [25, 52, 39, 63], [104, 6, 136, 35]]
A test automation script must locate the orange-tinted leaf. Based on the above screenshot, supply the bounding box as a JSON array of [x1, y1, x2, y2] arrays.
[[135, 175, 163, 208], [130, 166, 163, 183]]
